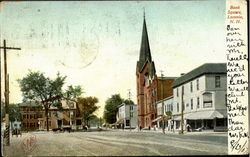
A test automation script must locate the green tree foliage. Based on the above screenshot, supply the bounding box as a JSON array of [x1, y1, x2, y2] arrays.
[[165, 111, 172, 117], [18, 71, 83, 131], [103, 94, 124, 124], [123, 99, 135, 105], [88, 115, 103, 127], [9, 104, 21, 122], [76, 96, 99, 127]]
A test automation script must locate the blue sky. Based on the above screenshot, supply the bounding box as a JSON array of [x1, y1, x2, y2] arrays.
[[0, 1, 226, 117]]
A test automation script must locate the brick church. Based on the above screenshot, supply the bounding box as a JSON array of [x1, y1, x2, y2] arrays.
[[136, 15, 176, 129]]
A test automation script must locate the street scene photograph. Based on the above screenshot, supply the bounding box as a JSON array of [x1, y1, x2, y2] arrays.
[[0, 1, 231, 156]]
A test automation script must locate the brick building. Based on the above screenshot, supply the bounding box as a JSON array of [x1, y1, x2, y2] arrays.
[[19, 101, 43, 131], [20, 100, 82, 131], [136, 15, 177, 129]]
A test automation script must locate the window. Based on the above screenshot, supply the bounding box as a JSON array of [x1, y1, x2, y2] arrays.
[[197, 97, 200, 109], [171, 104, 173, 112], [177, 88, 179, 97], [191, 99, 193, 110], [215, 76, 221, 88], [126, 120, 130, 126], [130, 112, 133, 118], [130, 106, 133, 111], [196, 79, 199, 90], [76, 120, 82, 125], [177, 103, 179, 112], [190, 82, 193, 92], [23, 115, 26, 119], [182, 86, 184, 95], [203, 92, 213, 108]]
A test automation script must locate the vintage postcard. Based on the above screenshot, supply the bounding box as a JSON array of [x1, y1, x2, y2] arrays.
[[0, 0, 248, 156]]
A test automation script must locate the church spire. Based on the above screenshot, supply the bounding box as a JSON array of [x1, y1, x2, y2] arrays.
[[137, 10, 152, 72]]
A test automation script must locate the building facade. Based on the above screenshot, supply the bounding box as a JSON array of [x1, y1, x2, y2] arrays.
[[154, 96, 173, 130], [116, 103, 138, 129], [38, 100, 82, 130], [136, 16, 176, 129], [20, 100, 83, 131], [19, 102, 43, 131], [171, 63, 227, 132]]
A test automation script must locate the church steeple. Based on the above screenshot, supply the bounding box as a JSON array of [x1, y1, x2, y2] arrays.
[[137, 11, 152, 72]]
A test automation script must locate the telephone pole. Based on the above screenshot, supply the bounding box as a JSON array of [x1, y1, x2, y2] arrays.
[[128, 89, 132, 131], [180, 86, 184, 134], [160, 70, 165, 134], [0, 40, 21, 145]]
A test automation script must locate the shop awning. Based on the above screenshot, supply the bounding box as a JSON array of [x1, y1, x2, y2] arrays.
[[152, 117, 161, 122], [115, 119, 124, 124], [152, 116, 171, 122], [186, 110, 227, 120]]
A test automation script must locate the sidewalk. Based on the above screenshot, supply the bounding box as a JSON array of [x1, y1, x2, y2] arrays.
[[110, 128, 228, 136]]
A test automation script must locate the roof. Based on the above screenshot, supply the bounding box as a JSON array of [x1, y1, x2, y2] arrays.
[[157, 77, 178, 80], [117, 103, 137, 108], [156, 95, 173, 104], [137, 17, 152, 72], [172, 63, 227, 88], [149, 61, 156, 77], [19, 101, 41, 107]]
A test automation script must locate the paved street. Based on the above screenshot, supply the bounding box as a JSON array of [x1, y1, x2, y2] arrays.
[[3, 129, 228, 156]]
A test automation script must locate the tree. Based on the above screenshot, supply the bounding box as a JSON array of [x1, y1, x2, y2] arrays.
[[18, 71, 82, 131], [88, 115, 104, 128], [76, 96, 99, 127], [124, 99, 135, 105], [9, 104, 21, 122], [103, 94, 124, 124]]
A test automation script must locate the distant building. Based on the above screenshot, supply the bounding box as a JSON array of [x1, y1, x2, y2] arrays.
[[19, 101, 43, 131], [171, 63, 227, 131], [10, 120, 22, 130], [116, 103, 137, 129], [38, 100, 82, 130], [154, 96, 173, 130], [20, 100, 83, 131], [136, 15, 177, 129]]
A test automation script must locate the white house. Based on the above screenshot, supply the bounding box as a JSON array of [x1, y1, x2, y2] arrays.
[[11, 120, 21, 130], [171, 63, 227, 132], [153, 96, 173, 130], [116, 103, 138, 129]]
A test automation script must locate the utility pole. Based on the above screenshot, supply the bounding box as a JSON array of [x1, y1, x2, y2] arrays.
[[128, 89, 132, 131], [0, 40, 21, 145], [180, 86, 184, 134], [160, 70, 165, 134]]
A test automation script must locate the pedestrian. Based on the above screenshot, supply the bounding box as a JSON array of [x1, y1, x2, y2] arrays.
[[186, 124, 191, 132]]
